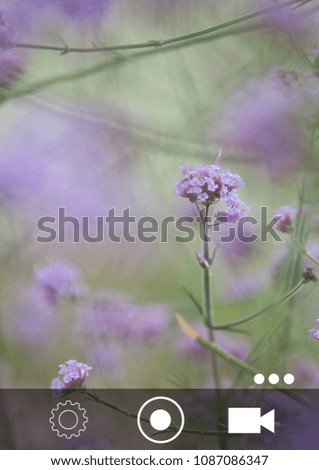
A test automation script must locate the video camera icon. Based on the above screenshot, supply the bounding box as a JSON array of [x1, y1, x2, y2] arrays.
[[228, 408, 275, 434]]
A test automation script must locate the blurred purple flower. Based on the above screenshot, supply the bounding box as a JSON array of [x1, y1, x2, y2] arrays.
[[9, 286, 54, 346], [270, 246, 290, 277], [219, 226, 257, 263], [175, 322, 209, 360], [0, 7, 14, 49], [23, 0, 111, 22], [309, 319, 319, 341], [0, 50, 24, 87], [79, 291, 171, 343], [86, 343, 124, 378], [56, 0, 111, 20], [215, 75, 317, 173], [129, 303, 171, 340], [268, 66, 299, 90], [0, 141, 47, 203], [275, 205, 297, 233], [224, 276, 267, 301], [51, 359, 92, 390], [292, 358, 319, 388], [263, 0, 317, 38], [216, 332, 250, 361], [35, 262, 85, 305]]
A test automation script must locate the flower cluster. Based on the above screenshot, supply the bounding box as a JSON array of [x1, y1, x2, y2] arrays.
[[275, 205, 297, 233], [309, 320, 319, 341], [174, 163, 249, 221], [51, 359, 92, 390], [35, 262, 85, 305]]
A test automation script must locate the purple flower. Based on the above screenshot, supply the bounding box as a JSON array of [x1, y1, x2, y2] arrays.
[[174, 163, 243, 205], [219, 226, 257, 263], [57, 0, 111, 20], [86, 343, 124, 379], [35, 262, 85, 305], [215, 197, 250, 224], [129, 303, 171, 340], [51, 359, 92, 390], [51, 377, 64, 390], [0, 50, 24, 87], [174, 162, 248, 222], [309, 320, 319, 341], [10, 287, 54, 346], [215, 76, 316, 173], [263, 0, 316, 38], [0, 7, 14, 49], [79, 291, 171, 342], [275, 205, 297, 233], [291, 358, 319, 388], [268, 67, 299, 90], [24, 0, 111, 22], [223, 276, 267, 302]]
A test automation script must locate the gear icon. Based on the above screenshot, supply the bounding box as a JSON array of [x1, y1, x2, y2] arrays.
[[49, 400, 88, 439]]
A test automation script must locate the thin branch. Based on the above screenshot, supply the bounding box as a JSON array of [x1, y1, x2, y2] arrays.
[[208, 280, 305, 330], [2, 25, 255, 102], [84, 390, 234, 438], [11, 0, 305, 55], [182, 286, 203, 317]]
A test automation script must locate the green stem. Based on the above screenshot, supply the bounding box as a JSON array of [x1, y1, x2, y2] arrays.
[[11, 0, 304, 55], [201, 205, 220, 388], [182, 286, 203, 317], [209, 280, 305, 330], [200, 205, 225, 449]]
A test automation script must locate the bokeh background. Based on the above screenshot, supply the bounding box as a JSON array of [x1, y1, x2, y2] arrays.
[[0, 0, 319, 389]]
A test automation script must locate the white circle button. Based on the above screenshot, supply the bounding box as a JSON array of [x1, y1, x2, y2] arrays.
[[268, 373, 280, 385], [283, 373, 295, 385], [150, 409, 171, 431], [254, 373, 265, 385], [137, 396, 185, 444]]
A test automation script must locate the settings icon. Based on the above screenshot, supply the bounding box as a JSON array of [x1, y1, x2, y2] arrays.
[[50, 400, 88, 439]]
